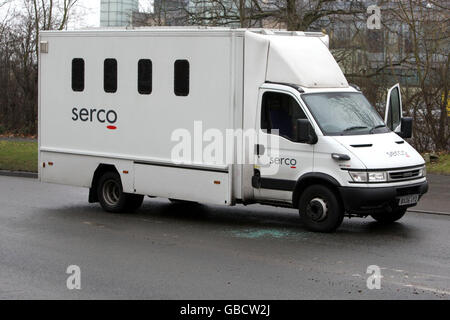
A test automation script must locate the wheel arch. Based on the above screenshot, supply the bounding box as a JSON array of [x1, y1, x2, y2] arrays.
[[292, 172, 342, 208], [88, 164, 119, 203]]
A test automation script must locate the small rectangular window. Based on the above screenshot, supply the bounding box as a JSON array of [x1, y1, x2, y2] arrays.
[[104, 58, 117, 93], [72, 58, 84, 92], [174, 59, 189, 96], [138, 59, 152, 95]]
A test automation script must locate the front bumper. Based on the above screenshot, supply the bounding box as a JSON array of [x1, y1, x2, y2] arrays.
[[339, 180, 428, 215]]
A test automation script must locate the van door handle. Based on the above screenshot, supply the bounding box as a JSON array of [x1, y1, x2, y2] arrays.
[[255, 144, 265, 155]]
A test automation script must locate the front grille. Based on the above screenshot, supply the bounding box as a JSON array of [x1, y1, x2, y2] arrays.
[[388, 168, 422, 181]]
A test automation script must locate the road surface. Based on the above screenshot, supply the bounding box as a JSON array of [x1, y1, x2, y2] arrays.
[[0, 176, 449, 299]]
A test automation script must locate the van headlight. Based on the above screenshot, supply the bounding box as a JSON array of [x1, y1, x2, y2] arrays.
[[368, 171, 387, 182], [348, 171, 368, 182], [420, 166, 427, 177], [348, 171, 387, 183]]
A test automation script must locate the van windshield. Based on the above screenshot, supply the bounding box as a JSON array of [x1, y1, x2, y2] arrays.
[[301, 92, 388, 136]]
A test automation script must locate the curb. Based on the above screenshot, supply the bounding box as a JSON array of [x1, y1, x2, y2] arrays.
[[408, 209, 450, 217], [0, 170, 38, 179]]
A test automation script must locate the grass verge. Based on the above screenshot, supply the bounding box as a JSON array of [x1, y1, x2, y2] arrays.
[[426, 153, 450, 175], [0, 140, 38, 172]]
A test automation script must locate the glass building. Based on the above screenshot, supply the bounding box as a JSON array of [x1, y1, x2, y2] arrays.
[[100, 0, 139, 27]]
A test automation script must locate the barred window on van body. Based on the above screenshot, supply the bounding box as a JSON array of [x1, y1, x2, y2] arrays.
[[138, 59, 152, 95], [72, 58, 85, 92], [104, 58, 117, 93], [174, 60, 189, 96]]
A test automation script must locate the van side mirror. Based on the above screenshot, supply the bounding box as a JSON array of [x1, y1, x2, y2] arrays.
[[297, 119, 318, 144], [398, 117, 412, 139]]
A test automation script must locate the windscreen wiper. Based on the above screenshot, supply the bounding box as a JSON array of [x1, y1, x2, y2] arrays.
[[343, 126, 368, 132], [369, 124, 386, 134]]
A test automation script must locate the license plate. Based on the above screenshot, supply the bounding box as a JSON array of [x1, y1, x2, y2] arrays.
[[398, 194, 419, 206]]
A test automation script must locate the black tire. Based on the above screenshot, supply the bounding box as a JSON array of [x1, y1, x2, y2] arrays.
[[298, 184, 344, 232], [97, 171, 143, 213], [125, 194, 144, 212], [371, 208, 407, 224]]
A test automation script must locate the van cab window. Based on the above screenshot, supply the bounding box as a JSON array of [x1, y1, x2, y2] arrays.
[[302, 92, 388, 136], [261, 92, 306, 141]]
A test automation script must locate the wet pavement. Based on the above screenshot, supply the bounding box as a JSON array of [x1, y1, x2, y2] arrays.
[[0, 176, 449, 299]]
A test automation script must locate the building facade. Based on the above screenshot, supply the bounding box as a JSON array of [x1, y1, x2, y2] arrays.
[[100, 0, 139, 27]]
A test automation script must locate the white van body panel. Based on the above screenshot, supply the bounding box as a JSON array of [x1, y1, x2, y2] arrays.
[[40, 32, 234, 166], [39, 29, 243, 205], [133, 163, 230, 205], [266, 35, 348, 88], [332, 132, 424, 170], [313, 136, 366, 186], [40, 151, 135, 192]]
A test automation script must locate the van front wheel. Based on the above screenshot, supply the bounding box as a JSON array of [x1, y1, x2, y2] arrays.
[[298, 185, 344, 232]]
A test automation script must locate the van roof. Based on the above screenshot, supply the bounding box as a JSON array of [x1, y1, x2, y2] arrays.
[[40, 27, 327, 39], [41, 27, 348, 89]]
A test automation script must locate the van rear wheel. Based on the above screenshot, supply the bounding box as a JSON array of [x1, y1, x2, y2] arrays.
[[97, 171, 143, 213], [298, 184, 344, 232]]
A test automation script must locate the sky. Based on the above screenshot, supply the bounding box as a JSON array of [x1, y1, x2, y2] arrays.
[[0, 0, 153, 29], [70, 0, 101, 28]]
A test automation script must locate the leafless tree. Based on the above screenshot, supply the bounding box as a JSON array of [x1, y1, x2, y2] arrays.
[[32, 0, 79, 57], [390, 0, 449, 152], [0, 0, 78, 134], [1, 0, 447, 152]]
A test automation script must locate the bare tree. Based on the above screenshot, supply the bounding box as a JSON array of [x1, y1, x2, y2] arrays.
[[0, 0, 79, 134], [184, 0, 365, 29], [31, 0, 79, 57], [392, 0, 449, 152], [351, 0, 450, 152], [321, 0, 449, 152], [1, 0, 447, 152]]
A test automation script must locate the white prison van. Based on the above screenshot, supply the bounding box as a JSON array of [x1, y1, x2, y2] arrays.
[[38, 28, 428, 232]]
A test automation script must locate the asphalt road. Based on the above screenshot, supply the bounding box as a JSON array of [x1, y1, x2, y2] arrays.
[[0, 176, 449, 300], [414, 174, 449, 213]]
